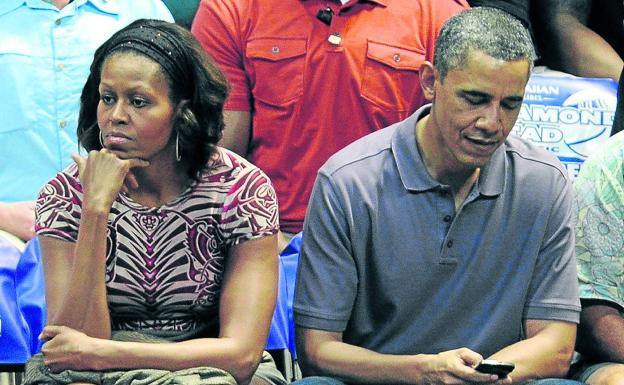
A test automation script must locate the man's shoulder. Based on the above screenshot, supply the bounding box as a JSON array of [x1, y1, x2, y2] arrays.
[[0, 0, 24, 17], [320, 124, 399, 178], [504, 134, 569, 180]]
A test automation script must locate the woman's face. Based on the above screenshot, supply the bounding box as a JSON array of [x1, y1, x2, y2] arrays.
[[97, 52, 177, 163]]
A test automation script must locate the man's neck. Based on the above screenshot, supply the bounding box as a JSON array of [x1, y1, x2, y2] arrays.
[[415, 115, 480, 209], [48, 0, 72, 10]]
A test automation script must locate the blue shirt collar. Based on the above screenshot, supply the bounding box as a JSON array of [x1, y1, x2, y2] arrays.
[[0, 0, 119, 15], [391, 104, 506, 196]]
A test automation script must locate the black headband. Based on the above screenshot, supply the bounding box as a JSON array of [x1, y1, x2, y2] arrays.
[[101, 23, 188, 86]]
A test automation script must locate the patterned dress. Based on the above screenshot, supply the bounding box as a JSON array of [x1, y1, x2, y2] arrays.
[[575, 131, 624, 308], [35, 147, 279, 334]]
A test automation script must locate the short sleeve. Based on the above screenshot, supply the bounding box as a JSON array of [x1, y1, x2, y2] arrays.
[[192, 0, 251, 111], [34, 165, 82, 242], [575, 137, 624, 309], [524, 173, 581, 323], [222, 167, 279, 246], [293, 172, 357, 332]]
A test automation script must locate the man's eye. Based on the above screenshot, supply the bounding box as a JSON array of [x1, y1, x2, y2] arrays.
[[131, 99, 148, 108], [464, 95, 486, 105], [501, 101, 522, 110]]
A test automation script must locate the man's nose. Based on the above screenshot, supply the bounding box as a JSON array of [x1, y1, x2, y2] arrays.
[[475, 104, 501, 134]]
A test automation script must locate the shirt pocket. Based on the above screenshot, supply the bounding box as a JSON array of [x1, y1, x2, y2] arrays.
[[0, 39, 39, 133], [361, 40, 425, 112], [246, 37, 307, 106]]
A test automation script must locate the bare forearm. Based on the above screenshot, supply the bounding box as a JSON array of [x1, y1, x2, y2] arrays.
[[301, 339, 429, 384], [578, 305, 624, 362], [488, 322, 576, 381], [95, 337, 263, 385], [51, 207, 111, 338], [545, 15, 623, 80]]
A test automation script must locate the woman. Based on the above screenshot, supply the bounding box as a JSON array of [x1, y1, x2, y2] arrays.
[[28, 19, 284, 385]]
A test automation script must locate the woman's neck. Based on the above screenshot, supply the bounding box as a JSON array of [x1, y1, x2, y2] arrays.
[[127, 160, 192, 208]]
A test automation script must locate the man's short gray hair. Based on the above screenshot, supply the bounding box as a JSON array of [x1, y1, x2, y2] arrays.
[[434, 7, 537, 80]]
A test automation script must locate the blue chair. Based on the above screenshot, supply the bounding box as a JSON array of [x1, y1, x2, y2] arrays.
[[0, 235, 45, 385]]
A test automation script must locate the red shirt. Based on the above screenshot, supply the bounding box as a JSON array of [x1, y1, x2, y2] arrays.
[[192, 0, 468, 233]]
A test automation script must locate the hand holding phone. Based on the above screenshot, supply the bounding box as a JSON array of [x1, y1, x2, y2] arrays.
[[475, 359, 515, 377]]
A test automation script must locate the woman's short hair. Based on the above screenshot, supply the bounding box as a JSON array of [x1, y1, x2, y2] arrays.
[[77, 19, 229, 180]]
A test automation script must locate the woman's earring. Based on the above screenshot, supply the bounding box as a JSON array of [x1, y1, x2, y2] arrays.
[[176, 133, 181, 162], [99, 131, 105, 148]]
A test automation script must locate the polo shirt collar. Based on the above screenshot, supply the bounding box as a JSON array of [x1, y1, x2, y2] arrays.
[[392, 105, 440, 192], [392, 104, 506, 196], [300, 0, 388, 7], [476, 140, 506, 196]]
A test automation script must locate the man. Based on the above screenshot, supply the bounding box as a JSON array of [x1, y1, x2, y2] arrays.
[[293, 7, 583, 384], [191, 0, 468, 246], [573, 130, 624, 385], [0, 0, 173, 242]]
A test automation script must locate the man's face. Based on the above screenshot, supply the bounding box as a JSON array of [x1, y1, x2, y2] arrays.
[[428, 50, 530, 173]]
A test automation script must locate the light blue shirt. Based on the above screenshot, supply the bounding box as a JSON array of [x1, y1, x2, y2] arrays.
[[0, 0, 173, 202]]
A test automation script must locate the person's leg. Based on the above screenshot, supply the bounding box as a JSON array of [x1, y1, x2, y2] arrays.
[[291, 376, 347, 385], [578, 363, 624, 385], [525, 379, 587, 385]]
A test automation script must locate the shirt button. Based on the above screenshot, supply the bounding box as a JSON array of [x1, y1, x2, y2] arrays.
[[446, 240, 454, 248], [271, 46, 280, 54], [443, 215, 452, 223], [55, 19, 61, 25], [393, 53, 401, 63], [59, 120, 67, 129], [57, 63, 65, 71]]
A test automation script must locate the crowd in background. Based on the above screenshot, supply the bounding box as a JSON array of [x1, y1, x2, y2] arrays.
[[1, 1, 623, 385]]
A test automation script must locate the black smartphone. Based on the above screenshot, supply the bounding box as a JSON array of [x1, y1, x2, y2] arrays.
[[475, 359, 515, 377]]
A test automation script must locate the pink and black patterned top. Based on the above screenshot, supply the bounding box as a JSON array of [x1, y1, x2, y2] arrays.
[[35, 148, 279, 334]]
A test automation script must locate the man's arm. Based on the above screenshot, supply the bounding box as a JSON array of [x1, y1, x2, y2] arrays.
[[577, 302, 624, 362], [0, 201, 35, 241], [221, 110, 251, 157], [532, 0, 623, 81], [487, 319, 577, 381], [296, 328, 509, 384]]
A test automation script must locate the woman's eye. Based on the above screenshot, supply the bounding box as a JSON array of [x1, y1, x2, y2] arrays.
[[131, 98, 148, 108], [101, 94, 115, 105]]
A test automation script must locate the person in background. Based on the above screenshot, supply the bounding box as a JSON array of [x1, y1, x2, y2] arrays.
[[0, 0, 173, 243], [162, 0, 200, 29], [24, 19, 285, 385], [572, 130, 624, 385], [468, 0, 530, 27], [293, 7, 583, 385], [531, 0, 623, 83], [191, 0, 468, 249]]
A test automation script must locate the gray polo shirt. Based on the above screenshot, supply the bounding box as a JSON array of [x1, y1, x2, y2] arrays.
[[294, 105, 580, 358]]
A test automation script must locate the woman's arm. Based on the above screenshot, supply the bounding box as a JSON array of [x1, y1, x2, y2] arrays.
[[41, 234, 279, 385], [42, 151, 149, 339]]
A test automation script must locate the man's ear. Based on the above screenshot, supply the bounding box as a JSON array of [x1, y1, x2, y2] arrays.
[[419, 61, 436, 101]]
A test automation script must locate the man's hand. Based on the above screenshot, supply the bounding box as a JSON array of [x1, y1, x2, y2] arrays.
[[0, 200, 36, 241], [417, 348, 512, 385], [40, 325, 103, 372]]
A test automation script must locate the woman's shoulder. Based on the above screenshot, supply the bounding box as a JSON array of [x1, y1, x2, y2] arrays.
[[200, 146, 269, 182]]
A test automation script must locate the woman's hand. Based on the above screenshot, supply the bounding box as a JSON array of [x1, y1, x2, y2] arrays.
[[71, 150, 149, 211], [40, 325, 103, 372]]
